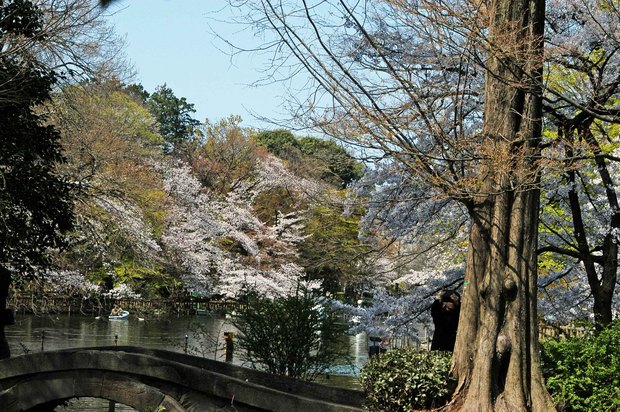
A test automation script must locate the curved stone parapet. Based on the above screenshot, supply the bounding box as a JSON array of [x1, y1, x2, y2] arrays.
[[0, 346, 364, 411]]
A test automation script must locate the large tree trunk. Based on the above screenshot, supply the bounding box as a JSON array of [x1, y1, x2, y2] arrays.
[[449, 0, 555, 410]]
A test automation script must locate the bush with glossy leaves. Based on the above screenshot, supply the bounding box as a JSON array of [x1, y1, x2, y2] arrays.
[[360, 348, 455, 411]]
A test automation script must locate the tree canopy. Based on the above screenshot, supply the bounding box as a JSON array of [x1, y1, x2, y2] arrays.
[[256, 129, 363, 187], [146, 83, 201, 152]]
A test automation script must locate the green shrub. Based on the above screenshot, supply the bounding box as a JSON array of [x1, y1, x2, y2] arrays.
[[360, 348, 455, 411], [233, 288, 350, 381], [541, 320, 620, 412]]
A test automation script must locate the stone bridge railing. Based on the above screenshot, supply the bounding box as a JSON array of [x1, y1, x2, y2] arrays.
[[0, 346, 364, 411]]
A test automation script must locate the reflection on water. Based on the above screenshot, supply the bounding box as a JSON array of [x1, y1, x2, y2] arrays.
[[8, 313, 233, 358], [7, 312, 369, 367], [5, 313, 368, 410]]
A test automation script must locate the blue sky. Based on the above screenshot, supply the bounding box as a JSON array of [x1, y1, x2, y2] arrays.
[[105, 0, 286, 129]]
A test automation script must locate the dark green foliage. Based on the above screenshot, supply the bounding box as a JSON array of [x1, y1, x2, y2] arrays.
[[256, 129, 363, 187], [255, 129, 298, 156], [297, 136, 363, 186], [0, 0, 42, 37], [0, 0, 74, 274], [147, 83, 200, 151], [299, 201, 369, 295], [541, 321, 620, 412], [233, 288, 350, 380], [360, 348, 455, 411], [123, 83, 150, 104]]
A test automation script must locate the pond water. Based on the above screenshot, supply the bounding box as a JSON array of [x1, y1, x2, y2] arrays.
[[5, 312, 369, 411]]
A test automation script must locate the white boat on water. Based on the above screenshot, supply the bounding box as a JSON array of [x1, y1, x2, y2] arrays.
[[108, 310, 129, 320]]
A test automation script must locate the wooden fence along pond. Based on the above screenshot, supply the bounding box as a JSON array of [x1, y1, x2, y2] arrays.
[[8, 294, 242, 317]]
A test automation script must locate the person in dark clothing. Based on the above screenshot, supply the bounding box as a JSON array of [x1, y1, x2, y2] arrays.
[[430, 289, 461, 352], [224, 332, 234, 362]]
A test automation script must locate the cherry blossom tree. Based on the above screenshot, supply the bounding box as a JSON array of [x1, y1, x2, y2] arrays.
[[538, 0, 620, 328], [161, 154, 320, 298]]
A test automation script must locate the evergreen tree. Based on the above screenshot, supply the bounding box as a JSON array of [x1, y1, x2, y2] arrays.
[[147, 83, 200, 152], [0, 0, 74, 358]]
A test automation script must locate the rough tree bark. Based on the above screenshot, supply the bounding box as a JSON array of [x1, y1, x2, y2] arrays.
[[450, 0, 556, 410]]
